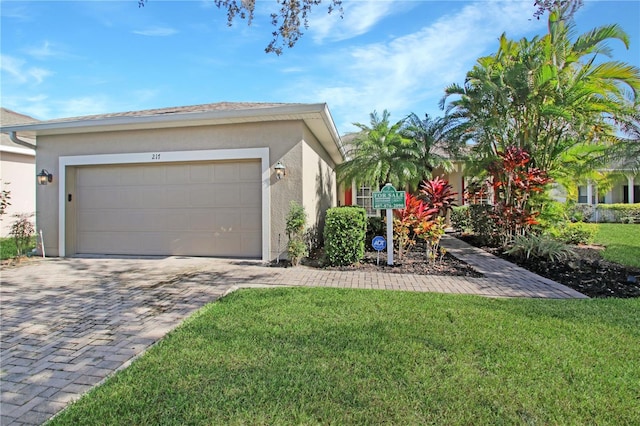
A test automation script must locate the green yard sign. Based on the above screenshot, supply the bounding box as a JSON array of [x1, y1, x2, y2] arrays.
[[373, 184, 406, 210]]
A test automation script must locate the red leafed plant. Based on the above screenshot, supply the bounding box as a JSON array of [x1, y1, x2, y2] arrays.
[[487, 147, 552, 246], [419, 176, 458, 217], [393, 193, 440, 261]]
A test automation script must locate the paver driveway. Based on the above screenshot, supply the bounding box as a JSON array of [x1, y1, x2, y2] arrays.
[[1, 248, 586, 425]]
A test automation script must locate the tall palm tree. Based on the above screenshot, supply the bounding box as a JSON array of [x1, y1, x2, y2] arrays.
[[441, 4, 640, 177], [401, 113, 452, 189], [336, 110, 419, 190]]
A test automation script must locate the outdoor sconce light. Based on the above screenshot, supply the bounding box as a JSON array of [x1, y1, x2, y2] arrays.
[[274, 161, 286, 180], [37, 169, 53, 185]]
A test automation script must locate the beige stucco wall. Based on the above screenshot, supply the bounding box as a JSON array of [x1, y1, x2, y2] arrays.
[[433, 162, 465, 207], [0, 151, 36, 237], [302, 125, 336, 246], [33, 120, 337, 259]]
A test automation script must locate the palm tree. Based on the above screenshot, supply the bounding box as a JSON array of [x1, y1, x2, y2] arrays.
[[441, 4, 640, 177], [336, 110, 419, 190], [401, 113, 452, 189]]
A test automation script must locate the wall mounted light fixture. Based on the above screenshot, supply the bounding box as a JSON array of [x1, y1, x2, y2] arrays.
[[274, 161, 286, 180], [37, 169, 53, 185]]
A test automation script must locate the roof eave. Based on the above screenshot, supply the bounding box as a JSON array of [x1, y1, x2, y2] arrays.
[[0, 103, 346, 164]]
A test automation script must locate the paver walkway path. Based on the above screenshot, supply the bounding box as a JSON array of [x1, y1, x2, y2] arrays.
[[1, 240, 586, 425]]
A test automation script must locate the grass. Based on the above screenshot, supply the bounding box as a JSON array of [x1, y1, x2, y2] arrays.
[[585, 223, 640, 268], [49, 288, 640, 425]]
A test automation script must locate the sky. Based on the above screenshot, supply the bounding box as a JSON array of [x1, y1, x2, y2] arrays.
[[1, 0, 639, 135]]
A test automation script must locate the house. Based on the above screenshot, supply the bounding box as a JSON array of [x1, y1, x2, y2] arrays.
[[578, 160, 638, 205], [0, 103, 345, 261], [0, 108, 38, 237]]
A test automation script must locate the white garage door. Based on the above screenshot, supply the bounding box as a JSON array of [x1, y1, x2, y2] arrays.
[[75, 160, 262, 257]]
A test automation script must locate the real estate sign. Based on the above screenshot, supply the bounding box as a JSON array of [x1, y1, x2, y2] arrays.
[[373, 184, 406, 210]]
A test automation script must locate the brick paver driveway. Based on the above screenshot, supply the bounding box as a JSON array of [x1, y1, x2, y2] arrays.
[[1, 249, 585, 425], [0, 256, 254, 425]]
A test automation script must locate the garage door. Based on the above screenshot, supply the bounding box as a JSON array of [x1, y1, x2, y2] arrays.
[[75, 160, 262, 257]]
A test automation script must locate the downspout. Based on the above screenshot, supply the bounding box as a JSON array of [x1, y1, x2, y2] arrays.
[[9, 131, 36, 150]]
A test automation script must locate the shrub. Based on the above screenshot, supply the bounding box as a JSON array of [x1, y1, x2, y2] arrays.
[[450, 205, 471, 233], [567, 203, 594, 222], [537, 200, 568, 230], [468, 204, 498, 246], [10, 213, 35, 257], [323, 206, 367, 266], [366, 216, 384, 250], [556, 222, 596, 245], [285, 201, 308, 266], [505, 234, 574, 262], [596, 203, 640, 224]]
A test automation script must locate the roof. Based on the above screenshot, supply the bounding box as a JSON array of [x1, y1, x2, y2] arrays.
[[0, 102, 346, 163], [0, 108, 37, 155]]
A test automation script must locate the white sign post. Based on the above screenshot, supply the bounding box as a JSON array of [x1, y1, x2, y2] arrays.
[[372, 183, 406, 265]]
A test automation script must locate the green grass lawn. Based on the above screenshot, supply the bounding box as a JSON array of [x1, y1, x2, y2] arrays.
[[586, 223, 640, 268], [49, 288, 640, 425]]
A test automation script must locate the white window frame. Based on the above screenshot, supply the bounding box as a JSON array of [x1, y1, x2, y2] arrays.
[[352, 182, 379, 216]]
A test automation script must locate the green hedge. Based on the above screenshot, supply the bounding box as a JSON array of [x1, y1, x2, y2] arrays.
[[323, 206, 367, 266], [596, 203, 640, 224]]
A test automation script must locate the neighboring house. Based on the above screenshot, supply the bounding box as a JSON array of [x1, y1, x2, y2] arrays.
[[0, 103, 345, 261], [578, 160, 639, 205], [0, 108, 38, 237]]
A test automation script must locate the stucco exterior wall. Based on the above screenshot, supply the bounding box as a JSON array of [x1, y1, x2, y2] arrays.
[[302, 125, 336, 246], [0, 151, 35, 237], [433, 163, 465, 206], [35, 121, 312, 258]]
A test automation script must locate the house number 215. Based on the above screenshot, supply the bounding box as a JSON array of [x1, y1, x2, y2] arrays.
[[151, 153, 161, 160]]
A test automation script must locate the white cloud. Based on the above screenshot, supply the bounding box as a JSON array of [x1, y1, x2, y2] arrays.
[[0, 54, 52, 85], [54, 96, 113, 118], [290, 1, 543, 133], [310, 0, 412, 43], [132, 27, 178, 36], [25, 41, 59, 59]]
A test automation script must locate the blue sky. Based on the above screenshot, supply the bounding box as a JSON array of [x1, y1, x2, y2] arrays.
[[1, 0, 639, 134]]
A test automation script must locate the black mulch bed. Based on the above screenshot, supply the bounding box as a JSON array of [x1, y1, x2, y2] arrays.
[[300, 248, 483, 278], [458, 235, 640, 299]]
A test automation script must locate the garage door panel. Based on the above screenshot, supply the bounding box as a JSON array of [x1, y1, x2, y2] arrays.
[[119, 167, 145, 185], [241, 209, 262, 230], [240, 184, 261, 205], [213, 163, 239, 182], [165, 188, 189, 207], [189, 164, 212, 183], [166, 166, 189, 184], [75, 160, 261, 257], [78, 188, 120, 209]]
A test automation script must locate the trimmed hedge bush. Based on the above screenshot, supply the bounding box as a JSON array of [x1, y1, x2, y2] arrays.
[[323, 206, 367, 266], [596, 203, 640, 223], [556, 222, 596, 245]]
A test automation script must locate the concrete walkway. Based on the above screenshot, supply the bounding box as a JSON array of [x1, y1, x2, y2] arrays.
[[1, 240, 586, 425]]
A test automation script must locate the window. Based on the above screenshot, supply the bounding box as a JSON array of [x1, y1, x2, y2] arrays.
[[354, 185, 378, 216]]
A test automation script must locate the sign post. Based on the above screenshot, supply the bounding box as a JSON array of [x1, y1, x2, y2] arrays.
[[372, 183, 406, 265]]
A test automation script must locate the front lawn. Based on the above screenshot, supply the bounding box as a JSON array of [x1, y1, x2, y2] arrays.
[[50, 288, 640, 425], [587, 223, 640, 268]]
